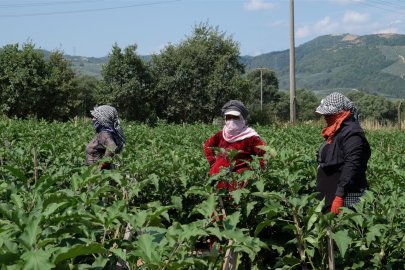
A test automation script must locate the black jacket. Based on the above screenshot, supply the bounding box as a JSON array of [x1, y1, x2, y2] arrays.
[[317, 116, 371, 198]]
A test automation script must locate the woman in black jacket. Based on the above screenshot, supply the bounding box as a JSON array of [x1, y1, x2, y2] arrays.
[[315, 93, 371, 215]]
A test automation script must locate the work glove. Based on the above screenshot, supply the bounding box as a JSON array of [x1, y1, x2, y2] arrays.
[[100, 162, 108, 170], [331, 196, 344, 216]]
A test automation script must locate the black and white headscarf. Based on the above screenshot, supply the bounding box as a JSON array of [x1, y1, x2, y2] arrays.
[[91, 105, 126, 153], [316, 92, 359, 122]]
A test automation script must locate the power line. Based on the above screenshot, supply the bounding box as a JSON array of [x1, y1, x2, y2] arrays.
[[366, 0, 405, 11], [0, 0, 181, 18], [0, 0, 103, 8], [349, 0, 405, 16]]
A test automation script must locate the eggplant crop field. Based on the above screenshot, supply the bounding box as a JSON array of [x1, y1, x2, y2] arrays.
[[1, 119, 405, 270]]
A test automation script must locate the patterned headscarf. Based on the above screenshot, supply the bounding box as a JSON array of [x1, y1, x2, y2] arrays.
[[91, 105, 126, 153], [315, 92, 359, 122]]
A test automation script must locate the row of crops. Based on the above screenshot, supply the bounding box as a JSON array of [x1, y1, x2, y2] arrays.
[[1, 118, 405, 269]]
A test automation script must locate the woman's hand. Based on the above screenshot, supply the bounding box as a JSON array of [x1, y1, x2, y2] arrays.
[[100, 162, 108, 170], [331, 196, 344, 215]]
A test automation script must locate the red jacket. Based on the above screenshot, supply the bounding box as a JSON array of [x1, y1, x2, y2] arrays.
[[204, 131, 267, 176]]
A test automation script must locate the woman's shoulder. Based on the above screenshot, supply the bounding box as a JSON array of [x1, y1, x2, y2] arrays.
[[211, 130, 224, 138]]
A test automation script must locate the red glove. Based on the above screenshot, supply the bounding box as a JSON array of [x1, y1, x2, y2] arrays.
[[100, 162, 108, 170], [331, 196, 344, 216]]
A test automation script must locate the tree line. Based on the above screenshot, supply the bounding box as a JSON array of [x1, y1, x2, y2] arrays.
[[1, 23, 404, 125]]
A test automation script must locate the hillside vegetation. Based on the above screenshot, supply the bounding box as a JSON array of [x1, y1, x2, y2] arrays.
[[57, 34, 405, 98], [240, 34, 405, 98]]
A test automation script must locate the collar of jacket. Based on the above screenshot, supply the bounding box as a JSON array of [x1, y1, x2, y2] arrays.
[[341, 115, 355, 126]]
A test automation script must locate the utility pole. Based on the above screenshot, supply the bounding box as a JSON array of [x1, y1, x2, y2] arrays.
[[290, 0, 296, 125], [261, 67, 263, 111], [398, 101, 402, 131]]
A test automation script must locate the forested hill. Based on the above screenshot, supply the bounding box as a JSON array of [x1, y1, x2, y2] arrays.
[[43, 51, 151, 79], [240, 33, 405, 98], [53, 33, 405, 98]]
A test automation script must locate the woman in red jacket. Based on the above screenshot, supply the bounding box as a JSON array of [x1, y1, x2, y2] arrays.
[[204, 100, 267, 248], [204, 100, 267, 178]]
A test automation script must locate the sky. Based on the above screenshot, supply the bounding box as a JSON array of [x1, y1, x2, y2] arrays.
[[0, 0, 404, 58]]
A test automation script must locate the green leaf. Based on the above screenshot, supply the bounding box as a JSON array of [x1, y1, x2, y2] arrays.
[[18, 218, 42, 251], [330, 230, 351, 257], [229, 189, 249, 204], [110, 249, 127, 260], [70, 174, 79, 192], [2, 166, 26, 182], [42, 202, 67, 218], [136, 234, 158, 263], [244, 201, 257, 217], [21, 250, 55, 270], [315, 198, 325, 213], [253, 181, 264, 193], [223, 212, 240, 231], [171, 196, 182, 212], [254, 220, 271, 237], [10, 194, 24, 209], [91, 256, 109, 269], [53, 243, 109, 263], [206, 227, 222, 241], [307, 213, 318, 231], [258, 202, 281, 215], [282, 255, 301, 265], [0, 253, 20, 265], [366, 224, 386, 246], [195, 194, 216, 218]]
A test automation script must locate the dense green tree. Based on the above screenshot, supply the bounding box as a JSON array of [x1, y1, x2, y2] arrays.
[[295, 88, 320, 121], [151, 22, 250, 124], [346, 91, 397, 120], [0, 41, 77, 121], [246, 68, 279, 105], [72, 75, 100, 117], [95, 43, 153, 122], [42, 50, 78, 120], [274, 88, 320, 122]]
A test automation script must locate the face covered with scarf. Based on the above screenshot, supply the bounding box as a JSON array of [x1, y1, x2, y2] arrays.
[[221, 100, 259, 143], [315, 92, 359, 144]]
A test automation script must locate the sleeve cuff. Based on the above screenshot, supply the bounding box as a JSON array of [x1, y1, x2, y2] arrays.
[[335, 186, 345, 197]]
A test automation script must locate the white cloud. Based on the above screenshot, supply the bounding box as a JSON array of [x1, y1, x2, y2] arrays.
[[244, 0, 278, 11], [253, 51, 262, 56], [149, 43, 169, 55], [329, 0, 365, 6], [268, 20, 282, 27], [391, 20, 402, 24], [296, 17, 340, 38], [374, 28, 398, 34], [296, 26, 311, 38], [342, 11, 370, 23]]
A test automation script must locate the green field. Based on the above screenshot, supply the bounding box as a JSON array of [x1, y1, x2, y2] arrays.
[[1, 119, 405, 269]]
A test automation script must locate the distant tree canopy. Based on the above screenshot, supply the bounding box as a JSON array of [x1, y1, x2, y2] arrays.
[[2, 32, 405, 125], [0, 41, 78, 121], [151, 22, 250, 124], [94, 43, 154, 122], [246, 68, 279, 105], [73, 75, 99, 117], [346, 91, 398, 121], [272, 88, 320, 123]]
